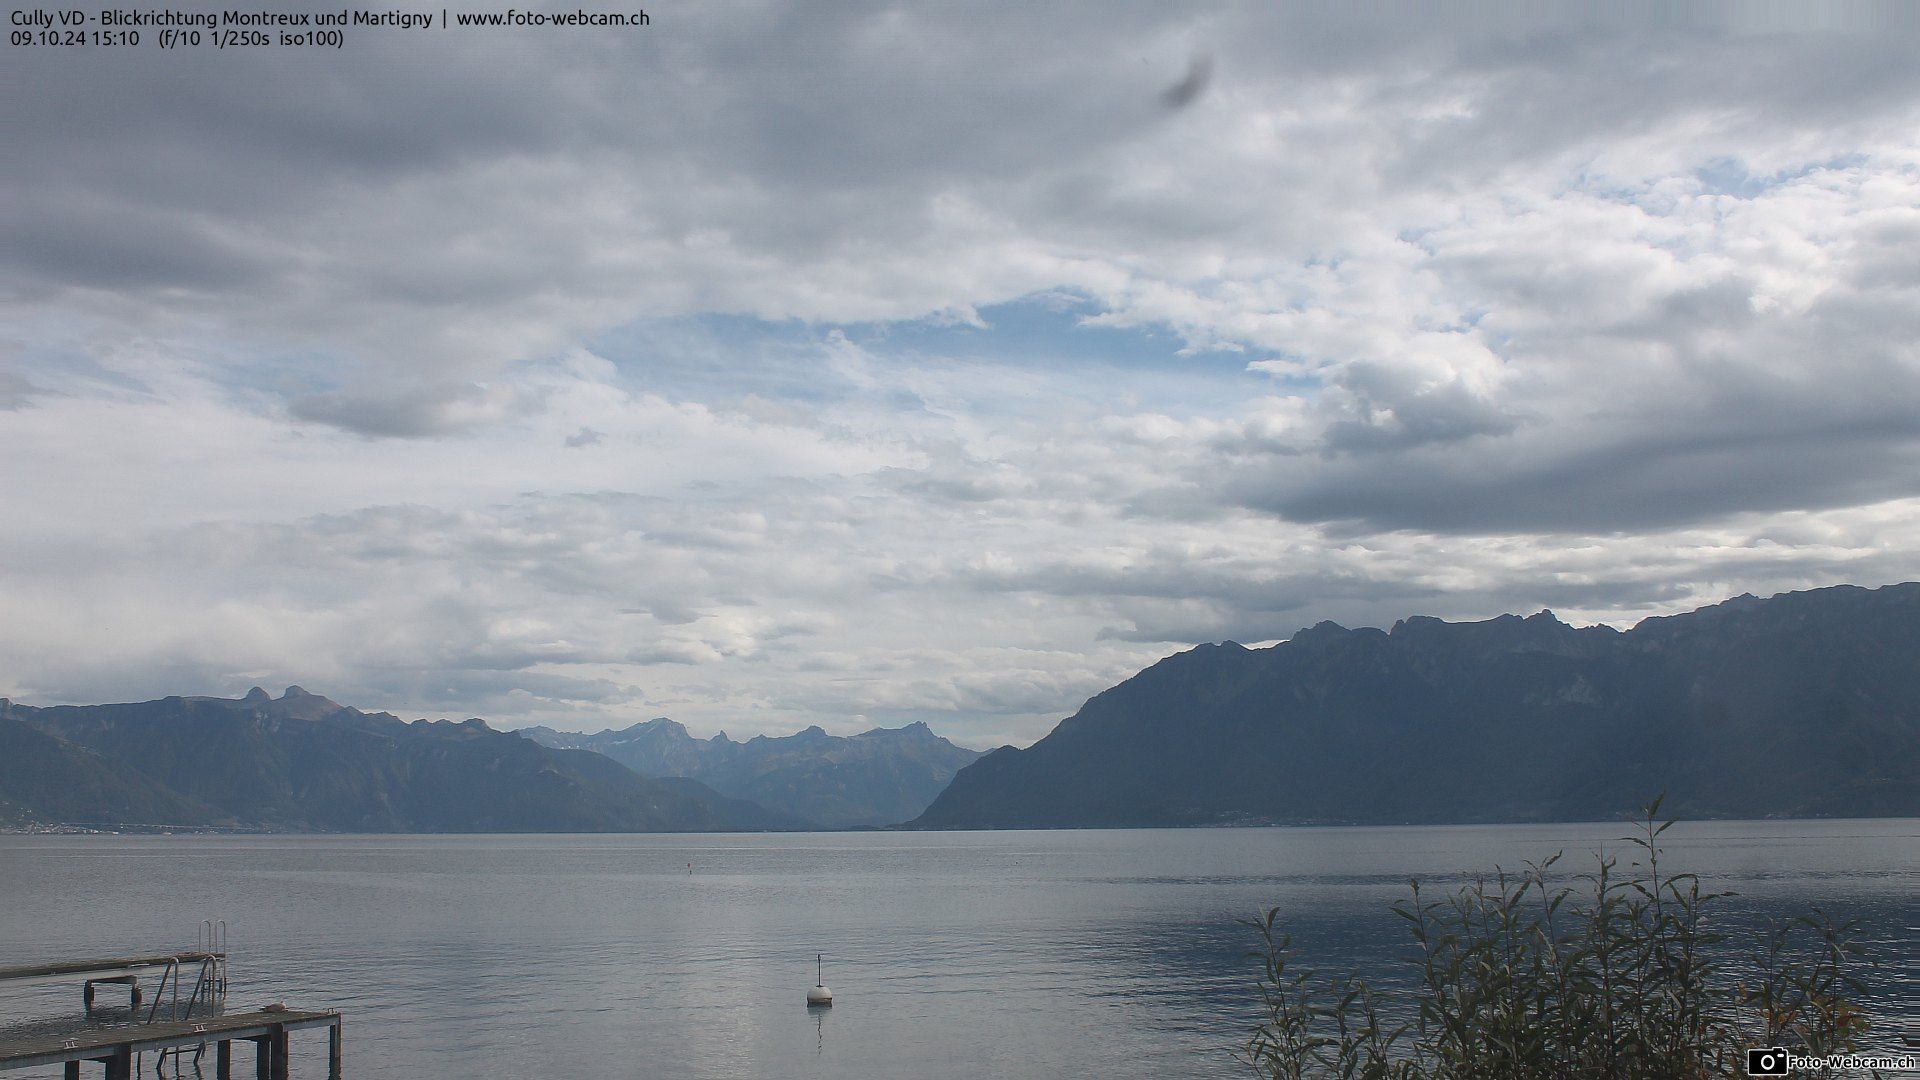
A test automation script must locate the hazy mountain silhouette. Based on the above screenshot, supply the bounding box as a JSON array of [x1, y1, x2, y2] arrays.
[[0, 687, 805, 831], [519, 718, 981, 827], [913, 583, 1920, 828]]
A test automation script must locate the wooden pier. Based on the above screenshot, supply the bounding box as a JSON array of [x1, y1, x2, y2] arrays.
[[0, 1008, 341, 1078], [0, 954, 226, 1018], [2, 939, 340, 1079], [0, 956, 223, 983]]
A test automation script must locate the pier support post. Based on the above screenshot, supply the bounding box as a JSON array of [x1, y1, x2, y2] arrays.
[[328, 1019, 343, 1080], [63, 1062, 79, 1080], [103, 1047, 132, 1080], [253, 1036, 269, 1080], [217, 1039, 232, 1079], [269, 1026, 290, 1080]]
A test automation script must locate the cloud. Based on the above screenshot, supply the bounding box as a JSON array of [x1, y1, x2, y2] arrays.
[[289, 381, 548, 438], [4, 2, 1918, 744], [0, 369, 43, 410]]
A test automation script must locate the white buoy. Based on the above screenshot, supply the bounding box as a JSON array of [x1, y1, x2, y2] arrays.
[[807, 952, 833, 1007]]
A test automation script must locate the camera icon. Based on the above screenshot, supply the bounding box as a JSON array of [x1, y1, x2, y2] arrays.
[[1747, 1047, 1791, 1075]]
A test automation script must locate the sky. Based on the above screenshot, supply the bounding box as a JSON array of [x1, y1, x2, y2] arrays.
[[5, 1, 1917, 747]]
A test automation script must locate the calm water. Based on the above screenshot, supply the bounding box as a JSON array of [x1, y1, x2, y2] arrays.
[[1, 821, 1914, 1078]]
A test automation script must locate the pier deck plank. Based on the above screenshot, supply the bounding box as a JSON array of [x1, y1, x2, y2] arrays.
[[0, 954, 223, 983], [0, 1010, 337, 1072]]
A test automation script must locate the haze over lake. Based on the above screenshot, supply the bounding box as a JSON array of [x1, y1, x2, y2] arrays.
[[2, 822, 1913, 1079]]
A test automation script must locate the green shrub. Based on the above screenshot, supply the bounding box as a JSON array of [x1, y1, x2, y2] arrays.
[[1243, 799, 1876, 1079]]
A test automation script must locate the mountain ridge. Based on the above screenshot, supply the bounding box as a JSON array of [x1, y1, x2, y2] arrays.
[[912, 582, 1920, 829], [0, 687, 807, 832], [518, 717, 982, 827]]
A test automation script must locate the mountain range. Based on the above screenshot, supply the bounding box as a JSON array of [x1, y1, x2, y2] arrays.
[[913, 582, 1920, 828], [517, 719, 981, 827], [4, 582, 1912, 833], [0, 687, 801, 832]]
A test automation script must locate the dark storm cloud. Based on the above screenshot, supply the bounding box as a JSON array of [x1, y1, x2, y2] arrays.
[[8, 205, 268, 293], [1214, 223, 1920, 536], [1251, 431, 1920, 535], [1217, 370, 1920, 535]]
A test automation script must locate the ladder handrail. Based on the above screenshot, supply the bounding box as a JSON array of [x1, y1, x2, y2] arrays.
[[197, 919, 230, 997], [155, 953, 223, 1076], [183, 955, 218, 1015], [141, 957, 180, 1024]]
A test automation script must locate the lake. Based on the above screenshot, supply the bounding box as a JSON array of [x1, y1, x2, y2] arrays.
[[1, 820, 1914, 1078]]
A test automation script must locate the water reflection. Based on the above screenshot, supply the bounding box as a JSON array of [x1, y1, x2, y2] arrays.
[[0, 822, 1912, 1080]]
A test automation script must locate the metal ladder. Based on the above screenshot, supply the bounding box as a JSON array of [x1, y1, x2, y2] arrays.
[[149, 921, 229, 1077]]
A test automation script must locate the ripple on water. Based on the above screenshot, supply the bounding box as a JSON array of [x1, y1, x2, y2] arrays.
[[1, 822, 1913, 1080]]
